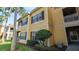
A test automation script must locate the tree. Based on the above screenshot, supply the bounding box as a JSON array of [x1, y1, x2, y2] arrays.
[[10, 7, 25, 51], [35, 29, 52, 46], [0, 16, 5, 24], [0, 7, 26, 50], [0, 15, 6, 39], [1, 8, 11, 43]]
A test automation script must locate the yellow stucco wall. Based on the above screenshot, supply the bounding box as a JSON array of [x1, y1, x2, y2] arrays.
[[30, 8, 49, 31], [51, 8, 68, 46], [47, 8, 55, 46]]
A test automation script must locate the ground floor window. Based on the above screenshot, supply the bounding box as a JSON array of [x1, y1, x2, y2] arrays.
[[31, 31, 36, 40], [20, 32, 27, 40]]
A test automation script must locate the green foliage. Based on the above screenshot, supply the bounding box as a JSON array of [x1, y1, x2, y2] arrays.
[[0, 44, 11, 51], [10, 7, 26, 16], [0, 7, 26, 20], [16, 44, 32, 51], [35, 29, 52, 46], [35, 29, 52, 42], [18, 7, 26, 16], [27, 40, 39, 47], [0, 43, 32, 51], [34, 44, 62, 51], [0, 7, 26, 25], [0, 7, 11, 24]]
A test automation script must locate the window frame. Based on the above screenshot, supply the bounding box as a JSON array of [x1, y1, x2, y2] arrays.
[[19, 32, 27, 40], [31, 11, 44, 23], [31, 31, 36, 40]]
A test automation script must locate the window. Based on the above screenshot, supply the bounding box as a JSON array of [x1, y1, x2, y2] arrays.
[[32, 11, 44, 23], [18, 21, 22, 27], [38, 11, 44, 21], [21, 18, 28, 26], [18, 18, 28, 27], [20, 32, 27, 40], [10, 28, 13, 30], [31, 31, 36, 40], [10, 28, 13, 32], [32, 16, 38, 23], [5, 26, 9, 32]]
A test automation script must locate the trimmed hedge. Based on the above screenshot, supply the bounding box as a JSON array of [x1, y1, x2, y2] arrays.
[[26, 40, 39, 47], [33, 44, 67, 51]]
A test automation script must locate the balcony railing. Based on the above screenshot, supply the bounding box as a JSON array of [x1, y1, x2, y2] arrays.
[[64, 14, 79, 22]]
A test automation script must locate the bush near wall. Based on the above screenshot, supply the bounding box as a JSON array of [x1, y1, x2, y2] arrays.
[[35, 29, 52, 46], [26, 40, 39, 47], [34, 44, 67, 51], [26, 29, 67, 51], [26, 40, 67, 51]]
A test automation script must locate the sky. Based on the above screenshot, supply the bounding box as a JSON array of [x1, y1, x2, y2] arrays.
[[7, 7, 36, 25]]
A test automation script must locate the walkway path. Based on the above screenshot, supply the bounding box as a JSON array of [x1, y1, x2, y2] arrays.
[[66, 43, 79, 51]]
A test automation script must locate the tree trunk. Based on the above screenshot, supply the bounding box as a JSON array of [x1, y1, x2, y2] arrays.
[[42, 41, 45, 46], [11, 8, 17, 51], [2, 18, 8, 43]]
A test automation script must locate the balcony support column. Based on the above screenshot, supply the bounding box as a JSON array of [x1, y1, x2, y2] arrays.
[[27, 14, 31, 42]]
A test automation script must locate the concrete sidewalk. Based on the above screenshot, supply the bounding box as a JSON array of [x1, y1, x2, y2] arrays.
[[66, 44, 79, 51]]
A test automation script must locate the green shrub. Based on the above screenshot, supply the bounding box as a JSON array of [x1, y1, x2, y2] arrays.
[[35, 29, 52, 46], [34, 44, 61, 51], [16, 44, 32, 51], [27, 40, 39, 47], [34, 44, 44, 50], [34, 44, 67, 51]]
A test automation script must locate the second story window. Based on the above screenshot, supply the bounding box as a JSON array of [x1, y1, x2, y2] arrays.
[[5, 26, 9, 32], [21, 19, 28, 26], [32, 11, 44, 23], [18, 21, 22, 27], [10, 28, 13, 32], [18, 18, 28, 27]]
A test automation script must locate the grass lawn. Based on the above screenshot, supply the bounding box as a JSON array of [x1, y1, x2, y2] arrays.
[[0, 44, 11, 51], [16, 44, 33, 51], [0, 40, 33, 51]]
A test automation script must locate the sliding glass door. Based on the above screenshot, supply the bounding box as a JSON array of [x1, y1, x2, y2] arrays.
[[69, 30, 79, 42]]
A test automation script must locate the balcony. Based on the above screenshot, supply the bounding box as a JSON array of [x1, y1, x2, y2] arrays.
[[17, 23, 28, 31], [64, 14, 79, 22], [18, 21, 28, 29]]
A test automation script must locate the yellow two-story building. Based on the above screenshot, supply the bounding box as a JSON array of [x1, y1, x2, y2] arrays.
[[17, 7, 69, 46]]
